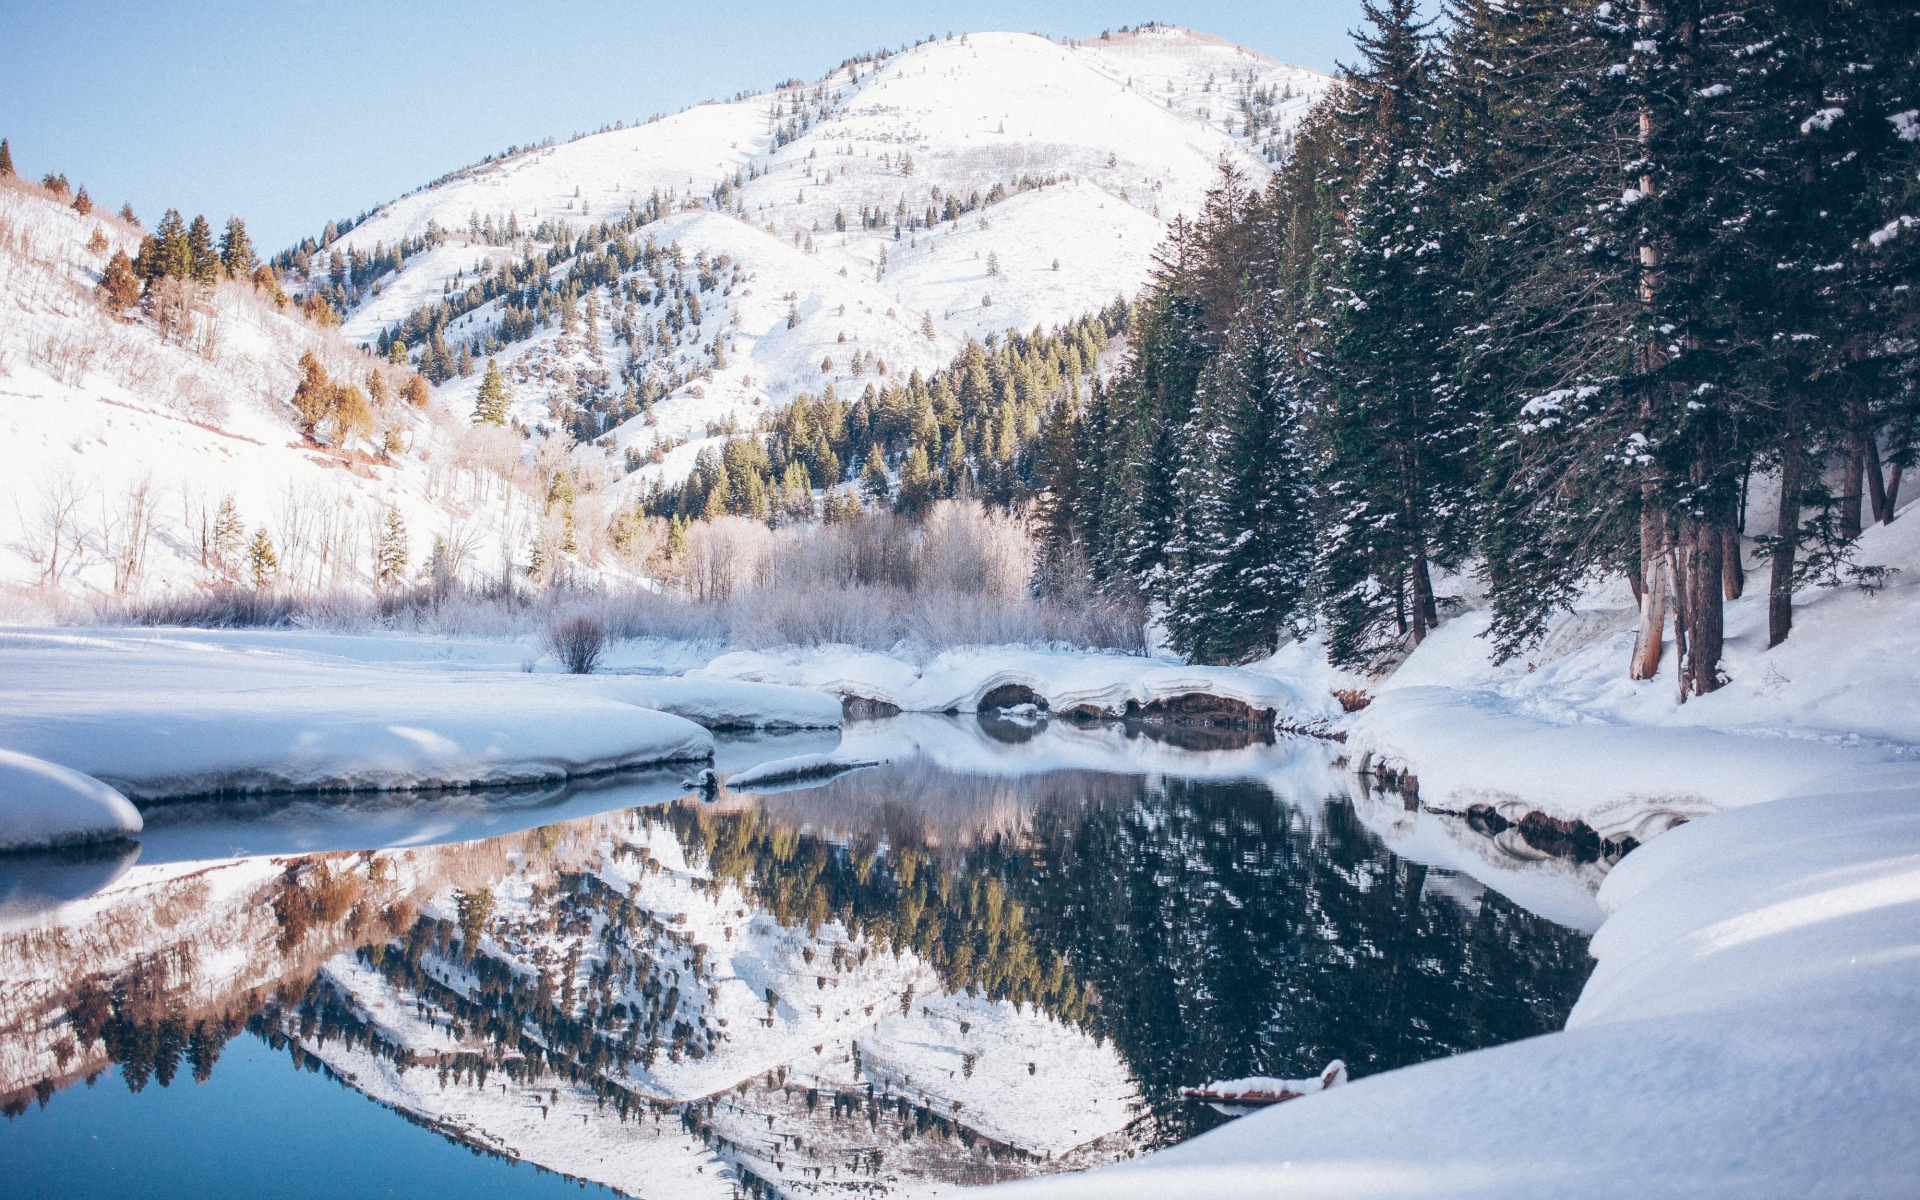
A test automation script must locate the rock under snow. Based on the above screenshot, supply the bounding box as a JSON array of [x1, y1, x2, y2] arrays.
[[696, 645, 1341, 729]]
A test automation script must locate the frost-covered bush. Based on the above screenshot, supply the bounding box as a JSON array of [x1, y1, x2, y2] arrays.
[[544, 612, 607, 673], [85, 498, 1147, 653]]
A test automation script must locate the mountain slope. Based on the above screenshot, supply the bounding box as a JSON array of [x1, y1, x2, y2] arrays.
[[0, 25, 1331, 595], [0, 178, 582, 596], [310, 26, 1331, 470]]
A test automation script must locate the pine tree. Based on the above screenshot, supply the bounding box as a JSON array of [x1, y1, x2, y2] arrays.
[[218, 217, 256, 277], [71, 186, 92, 215], [860, 443, 891, 506], [0, 138, 12, 176], [404, 374, 431, 409], [1164, 315, 1315, 663], [292, 351, 335, 436], [248, 527, 278, 589], [210, 496, 246, 584], [151, 209, 190, 281], [186, 214, 219, 282], [896, 444, 935, 515], [474, 358, 510, 425], [96, 249, 142, 314], [1308, 0, 1475, 667], [375, 505, 410, 588]]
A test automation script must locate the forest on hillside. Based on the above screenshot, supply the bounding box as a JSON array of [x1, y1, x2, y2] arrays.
[[1021, 0, 1920, 689]]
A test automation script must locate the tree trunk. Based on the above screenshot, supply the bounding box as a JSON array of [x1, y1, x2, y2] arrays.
[[1721, 522, 1743, 600], [1865, 436, 1889, 525], [1630, 503, 1667, 680], [1768, 441, 1802, 648], [1841, 435, 1864, 540], [1888, 461, 1904, 522], [1684, 518, 1725, 697], [1409, 549, 1436, 645], [1669, 539, 1690, 701]]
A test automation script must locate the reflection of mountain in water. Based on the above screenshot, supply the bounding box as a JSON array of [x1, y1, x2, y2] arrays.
[[1, 730, 1594, 1194]]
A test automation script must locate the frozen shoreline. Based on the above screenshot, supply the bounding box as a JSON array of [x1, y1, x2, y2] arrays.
[[992, 510, 1920, 1197]]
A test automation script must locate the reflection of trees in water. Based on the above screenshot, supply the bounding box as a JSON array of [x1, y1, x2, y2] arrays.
[[680, 773, 1594, 1145], [3, 847, 475, 1116], [1017, 780, 1595, 1141], [669, 772, 1147, 1022], [8, 765, 1593, 1193]]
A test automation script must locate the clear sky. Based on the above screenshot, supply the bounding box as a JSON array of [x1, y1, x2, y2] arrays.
[[1, 1, 1367, 252]]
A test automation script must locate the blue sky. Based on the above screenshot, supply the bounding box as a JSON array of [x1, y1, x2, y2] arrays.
[[1, 1, 1367, 251]]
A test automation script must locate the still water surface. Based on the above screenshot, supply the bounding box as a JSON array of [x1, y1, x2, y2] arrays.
[[0, 717, 1599, 1197]]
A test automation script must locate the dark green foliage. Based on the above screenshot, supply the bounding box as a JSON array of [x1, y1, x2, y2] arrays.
[[1047, 0, 1920, 685], [632, 309, 1126, 523]]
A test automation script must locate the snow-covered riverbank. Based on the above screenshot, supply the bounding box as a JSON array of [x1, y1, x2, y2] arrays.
[[994, 510, 1920, 1197]]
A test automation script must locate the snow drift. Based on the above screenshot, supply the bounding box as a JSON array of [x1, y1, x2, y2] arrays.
[[0, 749, 142, 851], [0, 631, 715, 800]]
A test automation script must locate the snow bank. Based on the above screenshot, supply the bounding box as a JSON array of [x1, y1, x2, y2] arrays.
[[0, 750, 143, 851], [0, 632, 714, 801], [722, 752, 880, 791], [697, 645, 1342, 728], [572, 674, 842, 730], [1344, 685, 1911, 843], [1347, 511, 1920, 838], [996, 784, 1920, 1200], [994, 505, 1920, 1199]]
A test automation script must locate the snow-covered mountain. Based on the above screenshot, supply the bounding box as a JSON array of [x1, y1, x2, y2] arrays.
[[312, 26, 1329, 462], [0, 25, 1329, 596]]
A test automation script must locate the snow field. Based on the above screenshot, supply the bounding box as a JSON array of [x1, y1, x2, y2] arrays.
[[1349, 507, 1920, 840], [0, 630, 717, 801]]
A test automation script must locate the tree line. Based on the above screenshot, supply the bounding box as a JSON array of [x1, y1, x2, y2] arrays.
[[1031, 0, 1920, 690], [632, 305, 1125, 524]]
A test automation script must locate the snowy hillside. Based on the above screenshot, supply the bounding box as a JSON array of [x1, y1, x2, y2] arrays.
[[0, 177, 628, 595], [306, 26, 1329, 471]]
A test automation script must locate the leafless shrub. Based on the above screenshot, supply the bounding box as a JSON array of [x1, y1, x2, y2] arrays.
[[682, 516, 773, 603], [16, 470, 89, 586], [97, 476, 160, 595], [732, 583, 904, 648], [115, 586, 298, 628], [26, 328, 98, 385], [170, 372, 230, 425], [544, 612, 607, 673], [142, 277, 207, 346]]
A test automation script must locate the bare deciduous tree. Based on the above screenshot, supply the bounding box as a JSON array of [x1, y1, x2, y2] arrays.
[[18, 470, 89, 587]]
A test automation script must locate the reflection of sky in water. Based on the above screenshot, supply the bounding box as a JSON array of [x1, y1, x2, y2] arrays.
[[0, 717, 1601, 1195]]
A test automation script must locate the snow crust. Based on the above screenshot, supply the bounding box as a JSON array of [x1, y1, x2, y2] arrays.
[[0, 749, 142, 851], [572, 673, 842, 730]]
